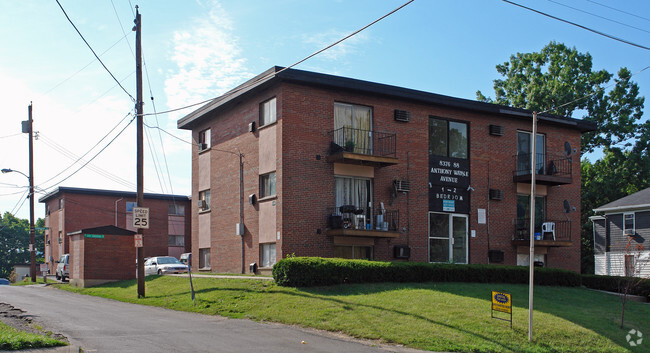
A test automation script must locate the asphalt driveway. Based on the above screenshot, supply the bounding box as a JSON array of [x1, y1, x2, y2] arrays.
[[0, 284, 426, 353]]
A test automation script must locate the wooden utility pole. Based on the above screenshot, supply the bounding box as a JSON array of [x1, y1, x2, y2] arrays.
[[28, 103, 36, 283], [135, 5, 145, 298]]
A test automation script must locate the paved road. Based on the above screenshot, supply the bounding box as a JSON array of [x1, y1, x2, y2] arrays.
[[0, 285, 425, 353]]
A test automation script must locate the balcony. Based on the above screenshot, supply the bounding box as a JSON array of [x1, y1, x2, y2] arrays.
[[327, 127, 398, 168], [513, 152, 572, 185], [512, 219, 572, 247], [325, 205, 399, 238]]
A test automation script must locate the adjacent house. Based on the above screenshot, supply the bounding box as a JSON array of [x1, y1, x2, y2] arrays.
[[39, 187, 191, 276], [591, 187, 650, 278], [178, 66, 595, 274]]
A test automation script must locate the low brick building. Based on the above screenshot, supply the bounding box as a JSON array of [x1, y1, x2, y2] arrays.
[[68, 225, 136, 287], [178, 67, 595, 274], [39, 187, 191, 276]]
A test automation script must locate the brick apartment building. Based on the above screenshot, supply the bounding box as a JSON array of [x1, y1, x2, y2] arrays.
[[39, 187, 191, 275], [178, 67, 595, 274]]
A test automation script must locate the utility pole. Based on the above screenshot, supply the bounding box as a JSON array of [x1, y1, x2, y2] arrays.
[[27, 103, 36, 283], [528, 111, 538, 342], [134, 5, 145, 298]]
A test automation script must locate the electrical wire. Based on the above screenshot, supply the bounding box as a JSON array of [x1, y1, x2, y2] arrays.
[[143, 0, 415, 117], [546, 0, 650, 35], [502, 0, 650, 51], [38, 114, 137, 194], [54, 0, 136, 102], [0, 133, 22, 139], [37, 112, 134, 189], [586, 0, 650, 23]]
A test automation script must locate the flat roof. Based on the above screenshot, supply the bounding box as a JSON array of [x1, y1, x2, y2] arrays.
[[178, 66, 598, 132], [39, 186, 190, 204]]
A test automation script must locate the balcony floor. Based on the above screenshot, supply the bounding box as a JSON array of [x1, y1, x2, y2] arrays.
[[512, 239, 573, 247], [326, 151, 399, 168], [326, 228, 400, 238]]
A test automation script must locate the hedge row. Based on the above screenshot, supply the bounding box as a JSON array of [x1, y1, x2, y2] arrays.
[[271, 257, 582, 287], [582, 274, 650, 299]]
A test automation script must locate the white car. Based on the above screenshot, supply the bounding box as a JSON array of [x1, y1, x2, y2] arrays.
[[56, 254, 69, 281], [144, 256, 188, 276]]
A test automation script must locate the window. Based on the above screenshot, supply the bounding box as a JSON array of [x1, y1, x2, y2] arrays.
[[429, 117, 468, 159], [517, 131, 545, 175], [198, 128, 211, 150], [198, 190, 210, 211], [126, 201, 136, 212], [516, 194, 546, 233], [199, 248, 211, 269], [260, 172, 276, 198], [259, 97, 276, 126], [334, 102, 372, 154], [168, 204, 185, 216], [260, 243, 276, 267], [624, 213, 635, 235], [334, 245, 373, 260], [58, 198, 64, 210], [167, 235, 185, 247]]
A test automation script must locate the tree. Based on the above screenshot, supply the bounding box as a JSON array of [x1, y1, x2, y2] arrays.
[[476, 41, 644, 154], [0, 212, 45, 279], [477, 41, 648, 274]]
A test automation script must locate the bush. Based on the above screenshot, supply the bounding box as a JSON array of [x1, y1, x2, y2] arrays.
[[272, 257, 582, 287], [582, 274, 650, 299]]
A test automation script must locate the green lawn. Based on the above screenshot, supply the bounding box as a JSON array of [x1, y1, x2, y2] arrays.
[[55, 276, 649, 353], [0, 322, 67, 351]]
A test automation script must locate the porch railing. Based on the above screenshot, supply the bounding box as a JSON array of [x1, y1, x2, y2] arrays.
[[327, 205, 398, 232], [513, 218, 571, 242], [328, 127, 396, 158], [513, 152, 572, 179]]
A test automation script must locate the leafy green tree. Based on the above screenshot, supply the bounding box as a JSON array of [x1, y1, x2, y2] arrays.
[[476, 41, 644, 153], [477, 41, 647, 274], [0, 212, 45, 279]]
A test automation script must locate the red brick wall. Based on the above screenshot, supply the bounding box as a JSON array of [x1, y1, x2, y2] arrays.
[[195, 81, 584, 273], [81, 235, 136, 280]]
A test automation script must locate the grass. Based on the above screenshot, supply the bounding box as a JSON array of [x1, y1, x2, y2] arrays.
[[0, 321, 67, 351], [54, 276, 649, 353], [11, 277, 58, 286]]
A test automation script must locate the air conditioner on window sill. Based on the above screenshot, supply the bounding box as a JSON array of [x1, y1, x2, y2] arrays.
[[197, 200, 206, 210], [198, 143, 208, 151], [394, 180, 410, 193], [624, 229, 634, 236]]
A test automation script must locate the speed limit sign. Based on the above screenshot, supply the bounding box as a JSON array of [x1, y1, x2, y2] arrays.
[[133, 207, 150, 229]]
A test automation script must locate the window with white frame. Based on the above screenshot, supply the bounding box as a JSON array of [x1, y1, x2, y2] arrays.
[[198, 128, 211, 150], [199, 248, 211, 269], [260, 243, 276, 267], [260, 172, 276, 198], [259, 97, 277, 126], [198, 190, 210, 211], [624, 213, 635, 236]]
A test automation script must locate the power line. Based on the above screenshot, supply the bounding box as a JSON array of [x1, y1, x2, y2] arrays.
[[54, 0, 135, 102], [0, 133, 22, 139], [502, 0, 650, 51], [547, 0, 650, 35], [38, 115, 137, 194], [143, 0, 415, 117], [586, 0, 650, 23]]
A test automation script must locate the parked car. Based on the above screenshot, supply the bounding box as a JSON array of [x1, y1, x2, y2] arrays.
[[144, 256, 188, 276], [56, 254, 69, 281], [179, 253, 191, 266], [0, 278, 9, 285]]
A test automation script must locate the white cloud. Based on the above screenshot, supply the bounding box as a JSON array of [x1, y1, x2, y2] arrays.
[[164, 0, 253, 120]]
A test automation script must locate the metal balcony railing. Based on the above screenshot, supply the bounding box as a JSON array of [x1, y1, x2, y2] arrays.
[[513, 218, 571, 242], [513, 152, 572, 179], [329, 127, 396, 158], [327, 205, 399, 232]]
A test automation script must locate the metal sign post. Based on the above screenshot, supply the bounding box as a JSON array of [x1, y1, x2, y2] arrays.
[[491, 290, 513, 328]]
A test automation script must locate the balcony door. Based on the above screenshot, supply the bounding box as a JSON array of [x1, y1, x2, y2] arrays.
[[335, 176, 372, 228], [428, 212, 468, 264], [334, 103, 372, 154], [517, 131, 545, 175]]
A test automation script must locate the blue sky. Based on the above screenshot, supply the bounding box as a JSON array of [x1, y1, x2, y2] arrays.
[[1, 0, 649, 219]]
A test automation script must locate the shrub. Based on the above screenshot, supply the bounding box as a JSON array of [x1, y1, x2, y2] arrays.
[[582, 274, 650, 299], [272, 257, 582, 287]]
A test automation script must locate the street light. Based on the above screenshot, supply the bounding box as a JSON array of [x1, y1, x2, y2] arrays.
[[1, 167, 36, 282]]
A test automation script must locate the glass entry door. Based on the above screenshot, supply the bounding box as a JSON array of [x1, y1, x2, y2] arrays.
[[429, 212, 468, 263]]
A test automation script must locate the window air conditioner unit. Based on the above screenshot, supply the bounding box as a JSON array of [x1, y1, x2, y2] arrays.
[[394, 180, 411, 193], [489, 124, 504, 136], [489, 189, 504, 200], [197, 200, 206, 209], [624, 229, 634, 236], [393, 245, 411, 259], [198, 143, 208, 151], [394, 109, 410, 122]]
